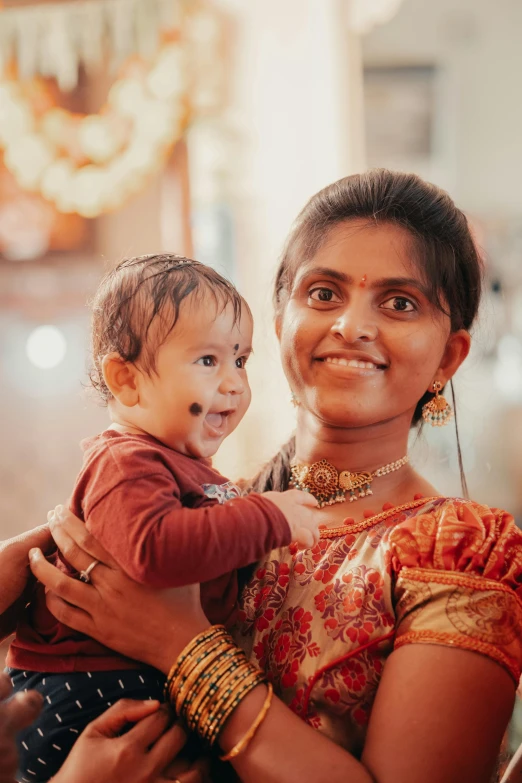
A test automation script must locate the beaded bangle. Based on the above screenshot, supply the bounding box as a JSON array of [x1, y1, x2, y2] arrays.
[[165, 625, 267, 747], [189, 652, 244, 727], [173, 638, 232, 713], [172, 634, 228, 704], [164, 625, 226, 702], [173, 646, 243, 717], [204, 669, 265, 745], [220, 682, 273, 761]]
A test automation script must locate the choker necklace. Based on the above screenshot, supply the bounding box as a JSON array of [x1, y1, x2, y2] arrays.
[[290, 455, 409, 508]]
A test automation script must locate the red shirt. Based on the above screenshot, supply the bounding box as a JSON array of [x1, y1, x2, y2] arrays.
[[8, 430, 290, 672]]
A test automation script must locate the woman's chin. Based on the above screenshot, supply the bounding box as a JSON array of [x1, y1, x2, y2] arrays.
[[306, 402, 382, 430]]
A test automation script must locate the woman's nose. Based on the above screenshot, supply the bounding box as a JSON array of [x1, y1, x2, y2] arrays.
[[331, 301, 378, 343]]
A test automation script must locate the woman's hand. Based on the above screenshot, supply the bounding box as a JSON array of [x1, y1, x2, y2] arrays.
[[0, 672, 43, 783], [53, 699, 207, 783], [29, 505, 209, 674], [0, 524, 52, 614]]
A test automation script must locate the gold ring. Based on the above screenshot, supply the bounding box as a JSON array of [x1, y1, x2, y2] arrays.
[[79, 559, 100, 584]]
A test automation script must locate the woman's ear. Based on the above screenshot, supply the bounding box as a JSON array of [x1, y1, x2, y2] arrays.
[[102, 353, 139, 407], [436, 329, 471, 385]]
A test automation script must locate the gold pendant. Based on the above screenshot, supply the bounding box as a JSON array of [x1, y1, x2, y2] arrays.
[[339, 471, 371, 491]]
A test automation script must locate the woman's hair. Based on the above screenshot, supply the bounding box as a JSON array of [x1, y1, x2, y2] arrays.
[[248, 169, 483, 496], [89, 253, 247, 404]]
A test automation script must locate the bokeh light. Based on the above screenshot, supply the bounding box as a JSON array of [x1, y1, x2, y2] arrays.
[[25, 325, 67, 369]]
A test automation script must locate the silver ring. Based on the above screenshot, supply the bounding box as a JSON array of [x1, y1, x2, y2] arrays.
[[79, 559, 100, 584]]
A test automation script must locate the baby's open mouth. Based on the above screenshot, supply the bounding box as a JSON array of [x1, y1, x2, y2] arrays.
[[205, 412, 225, 428], [205, 409, 236, 430]]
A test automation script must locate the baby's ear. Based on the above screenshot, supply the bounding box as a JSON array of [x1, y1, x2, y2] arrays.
[[102, 353, 139, 407]]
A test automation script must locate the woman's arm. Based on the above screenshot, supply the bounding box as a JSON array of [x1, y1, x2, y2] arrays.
[[0, 524, 52, 638], [30, 507, 514, 783], [195, 644, 513, 783]]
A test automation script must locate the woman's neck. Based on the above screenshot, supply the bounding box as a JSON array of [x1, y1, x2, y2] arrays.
[[294, 408, 410, 473], [294, 409, 439, 522]]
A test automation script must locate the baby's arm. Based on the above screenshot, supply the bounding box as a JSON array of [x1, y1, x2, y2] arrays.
[[85, 470, 293, 588]]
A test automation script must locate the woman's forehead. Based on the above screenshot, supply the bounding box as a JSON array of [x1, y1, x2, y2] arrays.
[[303, 219, 419, 280]]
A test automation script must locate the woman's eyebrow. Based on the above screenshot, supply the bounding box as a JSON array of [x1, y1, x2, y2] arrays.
[[297, 266, 353, 284], [371, 276, 429, 296]]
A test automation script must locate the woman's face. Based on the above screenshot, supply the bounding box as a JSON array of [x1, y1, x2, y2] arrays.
[[277, 220, 470, 430]]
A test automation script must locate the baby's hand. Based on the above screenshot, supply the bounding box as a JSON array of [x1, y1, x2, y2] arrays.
[[262, 489, 320, 549]]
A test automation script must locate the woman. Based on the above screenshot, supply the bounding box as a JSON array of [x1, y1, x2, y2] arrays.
[[5, 170, 522, 782]]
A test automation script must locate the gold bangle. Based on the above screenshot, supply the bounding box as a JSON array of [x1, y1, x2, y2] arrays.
[[206, 670, 266, 745], [202, 667, 260, 741], [165, 625, 268, 747], [220, 683, 273, 762], [170, 638, 226, 704], [176, 646, 242, 718], [189, 652, 242, 723], [173, 637, 232, 713]]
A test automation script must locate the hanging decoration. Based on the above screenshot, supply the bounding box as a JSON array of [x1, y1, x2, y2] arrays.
[[0, 40, 188, 217], [0, 0, 183, 92], [0, 165, 89, 260], [0, 1, 225, 218]]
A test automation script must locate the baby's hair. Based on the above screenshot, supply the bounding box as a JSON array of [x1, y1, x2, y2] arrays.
[[89, 253, 248, 404]]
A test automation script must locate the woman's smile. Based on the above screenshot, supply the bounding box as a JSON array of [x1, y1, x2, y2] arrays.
[[314, 349, 388, 378]]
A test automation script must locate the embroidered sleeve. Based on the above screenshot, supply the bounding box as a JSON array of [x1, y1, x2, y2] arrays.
[[389, 500, 522, 682]]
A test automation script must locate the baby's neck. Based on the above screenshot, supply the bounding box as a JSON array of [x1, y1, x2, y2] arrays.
[[107, 418, 151, 439]]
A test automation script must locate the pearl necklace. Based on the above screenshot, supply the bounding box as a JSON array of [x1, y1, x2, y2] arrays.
[[290, 455, 409, 508]]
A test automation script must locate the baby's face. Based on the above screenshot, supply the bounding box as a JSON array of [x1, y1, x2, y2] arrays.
[[134, 297, 253, 458]]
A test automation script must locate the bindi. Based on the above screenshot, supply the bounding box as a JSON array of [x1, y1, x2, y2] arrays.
[[189, 402, 203, 416], [359, 275, 367, 288], [233, 344, 239, 354]]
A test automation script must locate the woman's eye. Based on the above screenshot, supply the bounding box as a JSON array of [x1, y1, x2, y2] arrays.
[[308, 287, 340, 303], [380, 296, 416, 313], [235, 356, 248, 369], [196, 355, 217, 367]]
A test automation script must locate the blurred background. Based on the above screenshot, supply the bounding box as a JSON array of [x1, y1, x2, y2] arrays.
[[1, 0, 522, 528], [1, 0, 522, 751]]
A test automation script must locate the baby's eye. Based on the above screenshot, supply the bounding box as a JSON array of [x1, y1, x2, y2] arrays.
[[235, 355, 249, 369], [380, 296, 416, 313], [196, 355, 217, 367], [308, 287, 341, 303]]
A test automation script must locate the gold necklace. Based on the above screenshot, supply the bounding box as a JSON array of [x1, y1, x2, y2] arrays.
[[290, 455, 409, 508]]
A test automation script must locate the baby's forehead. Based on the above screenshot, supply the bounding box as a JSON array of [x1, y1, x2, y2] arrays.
[[175, 295, 253, 344]]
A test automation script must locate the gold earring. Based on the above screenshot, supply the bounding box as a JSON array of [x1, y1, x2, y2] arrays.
[[291, 393, 300, 408], [422, 381, 453, 427]]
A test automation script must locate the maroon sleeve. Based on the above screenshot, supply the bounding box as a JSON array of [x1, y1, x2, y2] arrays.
[[83, 458, 291, 588]]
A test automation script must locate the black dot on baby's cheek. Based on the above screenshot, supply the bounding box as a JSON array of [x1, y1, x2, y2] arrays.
[[189, 402, 203, 416]]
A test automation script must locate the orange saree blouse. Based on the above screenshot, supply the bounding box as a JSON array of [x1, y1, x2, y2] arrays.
[[235, 497, 522, 756]]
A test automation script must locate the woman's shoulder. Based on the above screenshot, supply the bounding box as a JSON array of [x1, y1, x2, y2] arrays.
[[388, 496, 522, 588], [389, 497, 522, 683]]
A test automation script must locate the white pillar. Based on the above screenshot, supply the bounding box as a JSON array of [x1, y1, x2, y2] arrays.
[[210, 0, 366, 478]]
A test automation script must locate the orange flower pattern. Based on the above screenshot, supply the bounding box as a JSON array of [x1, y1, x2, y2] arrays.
[[235, 497, 522, 752]]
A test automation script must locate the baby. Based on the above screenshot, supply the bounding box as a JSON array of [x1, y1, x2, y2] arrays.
[[6, 254, 319, 782]]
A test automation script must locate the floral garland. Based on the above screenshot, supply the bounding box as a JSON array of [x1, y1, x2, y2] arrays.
[[0, 38, 190, 218]]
